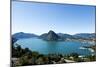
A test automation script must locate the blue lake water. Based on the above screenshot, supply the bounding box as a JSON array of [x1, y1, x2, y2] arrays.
[[15, 38, 95, 56]]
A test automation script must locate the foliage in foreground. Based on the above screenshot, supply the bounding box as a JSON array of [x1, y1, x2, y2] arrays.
[[11, 44, 96, 67]]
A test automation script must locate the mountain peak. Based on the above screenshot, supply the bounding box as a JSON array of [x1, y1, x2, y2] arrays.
[[46, 30, 60, 41], [48, 30, 56, 34], [48, 30, 54, 32], [40, 30, 60, 41]]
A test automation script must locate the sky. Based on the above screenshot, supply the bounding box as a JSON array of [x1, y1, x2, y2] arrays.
[[12, 1, 96, 35]]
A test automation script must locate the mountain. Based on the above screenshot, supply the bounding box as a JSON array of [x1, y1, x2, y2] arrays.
[[73, 33, 96, 39], [40, 30, 60, 41], [12, 32, 38, 39], [12, 32, 96, 42], [57, 33, 75, 39], [40, 31, 96, 41], [39, 33, 48, 38]]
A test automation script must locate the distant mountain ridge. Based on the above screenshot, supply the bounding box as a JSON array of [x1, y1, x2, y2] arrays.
[[12, 32, 38, 39], [73, 33, 96, 39], [57, 33, 75, 39], [12, 31, 96, 42]]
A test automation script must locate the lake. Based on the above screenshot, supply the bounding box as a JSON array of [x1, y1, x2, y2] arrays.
[[15, 38, 95, 56]]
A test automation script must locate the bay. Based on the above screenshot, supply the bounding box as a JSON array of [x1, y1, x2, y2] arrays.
[[15, 38, 95, 56]]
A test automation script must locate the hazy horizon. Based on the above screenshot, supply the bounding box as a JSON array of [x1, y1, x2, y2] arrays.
[[12, 30, 95, 36], [12, 1, 96, 35]]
